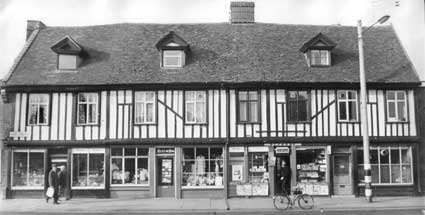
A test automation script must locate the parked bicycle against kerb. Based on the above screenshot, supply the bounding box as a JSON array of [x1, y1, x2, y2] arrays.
[[273, 186, 314, 210]]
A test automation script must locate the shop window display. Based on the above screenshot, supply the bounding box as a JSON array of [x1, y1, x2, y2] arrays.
[[111, 148, 149, 185], [248, 151, 269, 183], [12, 149, 45, 188], [296, 147, 328, 195], [72, 149, 105, 188], [182, 147, 223, 188], [357, 146, 412, 184]]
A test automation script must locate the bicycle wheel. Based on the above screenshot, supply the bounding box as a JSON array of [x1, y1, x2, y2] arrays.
[[298, 194, 314, 210], [273, 195, 291, 210]]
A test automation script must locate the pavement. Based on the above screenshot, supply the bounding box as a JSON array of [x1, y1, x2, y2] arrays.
[[0, 196, 424, 213]]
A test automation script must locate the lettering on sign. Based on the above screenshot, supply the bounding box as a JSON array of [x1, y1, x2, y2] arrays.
[[156, 148, 175, 154], [264, 143, 302, 147], [275, 147, 290, 154]]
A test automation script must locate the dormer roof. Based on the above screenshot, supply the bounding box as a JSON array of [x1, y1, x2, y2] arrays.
[[155, 31, 190, 52], [299, 33, 337, 53], [51, 36, 85, 56]]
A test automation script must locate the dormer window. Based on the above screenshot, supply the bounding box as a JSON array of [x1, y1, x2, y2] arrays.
[[300, 33, 336, 67], [156, 31, 190, 68], [51, 36, 86, 70], [310, 50, 330, 66]]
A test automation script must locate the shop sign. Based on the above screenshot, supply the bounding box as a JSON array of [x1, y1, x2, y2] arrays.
[[248, 146, 268, 152], [275, 147, 290, 154], [72, 148, 105, 154], [229, 147, 244, 153], [264, 143, 302, 147], [156, 148, 175, 154]]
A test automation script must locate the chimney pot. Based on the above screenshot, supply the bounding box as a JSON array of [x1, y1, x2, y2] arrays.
[[26, 20, 46, 40], [230, 1, 255, 24]]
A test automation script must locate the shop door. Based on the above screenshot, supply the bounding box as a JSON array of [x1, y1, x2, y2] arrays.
[[156, 156, 174, 197], [333, 154, 352, 195]]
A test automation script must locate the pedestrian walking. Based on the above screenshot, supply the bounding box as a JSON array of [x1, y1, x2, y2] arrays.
[[280, 160, 291, 195], [58, 165, 69, 200], [46, 163, 60, 204]]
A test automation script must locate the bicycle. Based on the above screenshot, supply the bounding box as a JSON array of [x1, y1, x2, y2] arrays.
[[273, 186, 314, 210]]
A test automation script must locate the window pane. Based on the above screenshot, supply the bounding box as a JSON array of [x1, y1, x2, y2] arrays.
[[298, 100, 308, 121], [298, 91, 308, 100], [357, 165, 365, 183], [146, 103, 154, 122], [146, 92, 155, 102], [78, 104, 87, 124], [248, 91, 257, 100], [112, 148, 123, 156], [287, 101, 297, 122], [125, 148, 136, 156], [390, 148, 400, 164], [78, 94, 87, 102], [124, 158, 135, 184], [88, 154, 104, 187], [249, 101, 258, 122], [195, 102, 205, 122], [397, 101, 406, 121], [137, 158, 149, 184], [88, 104, 97, 123], [137, 148, 149, 156], [186, 103, 194, 122], [338, 91, 346, 99], [39, 104, 47, 124], [348, 91, 356, 99], [239, 92, 247, 100], [371, 165, 379, 183], [348, 101, 357, 120], [28, 152, 44, 187], [402, 165, 412, 183], [183, 148, 195, 159], [339, 102, 347, 120], [387, 91, 395, 100], [197, 92, 205, 101], [396, 91, 405, 100], [391, 165, 401, 183], [186, 92, 194, 102], [357, 149, 364, 164], [380, 165, 390, 183], [73, 154, 87, 187], [135, 92, 145, 102], [239, 102, 247, 122], [135, 103, 144, 123], [111, 158, 123, 184], [379, 148, 389, 164], [87, 94, 97, 103], [388, 102, 396, 118], [13, 152, 28, 186], [370, 149, 378, 164], [401, 149, 411, 164], [28, 104, 38, 124]]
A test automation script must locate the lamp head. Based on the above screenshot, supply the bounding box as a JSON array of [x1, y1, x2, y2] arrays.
[[378, 15, 390, 24]]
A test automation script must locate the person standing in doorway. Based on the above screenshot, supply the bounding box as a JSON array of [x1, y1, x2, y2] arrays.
[[280, 160, 291, 195], [58, 165, 69, 201], [46, 163, 60, 204]]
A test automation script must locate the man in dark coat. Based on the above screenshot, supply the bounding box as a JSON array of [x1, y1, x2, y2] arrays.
[[46, 163, 60, 204], [280, 160, 291, 195], [58, 165, 69, 200]]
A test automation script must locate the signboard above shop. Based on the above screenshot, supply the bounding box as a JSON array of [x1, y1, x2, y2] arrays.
[[156, 148, 175, 154], [275, 147, 290, 154]]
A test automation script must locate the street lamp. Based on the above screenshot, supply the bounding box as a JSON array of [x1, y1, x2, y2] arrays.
[[357, 15, 390, 203]]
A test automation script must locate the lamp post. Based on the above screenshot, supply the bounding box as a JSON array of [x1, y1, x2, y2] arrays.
[[357, 15, 390, 202]]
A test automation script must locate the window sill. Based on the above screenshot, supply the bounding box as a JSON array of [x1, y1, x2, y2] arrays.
[[184, 123, 208, 126], [182, 186, 224, 190], [75, 123, 100, 127], [357, 183, 413, 187], [236, 122, 261, 125], [286, 121, 312, 124], [71, 186, 105, 190], [133, 123, 157, 126], [337, 121, 360, 123], [11, 186, 44, 190], [385, 121, 409, 124]]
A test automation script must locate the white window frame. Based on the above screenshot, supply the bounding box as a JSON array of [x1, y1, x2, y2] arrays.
[[77, 93, 98, 125], [185, 91, 207, 124], [386, 91, 407, 122], [162, 50, 183, 68], [310, 50, 330, 66], [134, 91, 156, 124], [237, 91, 260, 123], [71, 148, 105, 189], [110, 147, 149, 186], [337, 90, 358, 122], [27, 94, 49, 125], [58, 54, 78, 70], [11, 149, 45, 190], [358, 146, 413, 186], [181, 147, 224, 189]]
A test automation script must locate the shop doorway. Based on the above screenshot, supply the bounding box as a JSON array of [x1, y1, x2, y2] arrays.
[[333, 154, 352, 195], [156, 148, 175, 198], [275, 153, 290, 194]]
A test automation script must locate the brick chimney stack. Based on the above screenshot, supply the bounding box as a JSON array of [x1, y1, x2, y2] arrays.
[[230, 1, 255, 24], [26, 20, 46, 40]]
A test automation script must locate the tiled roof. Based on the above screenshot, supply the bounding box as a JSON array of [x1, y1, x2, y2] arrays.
[[4, 23, 419, 87]]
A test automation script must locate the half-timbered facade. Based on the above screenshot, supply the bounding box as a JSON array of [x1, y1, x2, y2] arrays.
[[1, 3, 422, 199]]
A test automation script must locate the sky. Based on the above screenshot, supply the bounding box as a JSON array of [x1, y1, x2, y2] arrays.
[[0, 0, 421, 80]]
